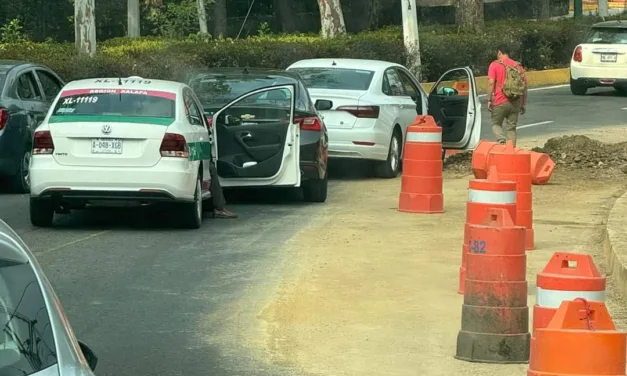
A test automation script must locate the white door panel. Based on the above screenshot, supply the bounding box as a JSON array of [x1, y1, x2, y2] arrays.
[[212, 84, 300, 188], [427, 66, 481, 150]]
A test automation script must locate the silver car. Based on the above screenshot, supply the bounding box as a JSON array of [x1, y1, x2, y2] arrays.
[[0, 219, 98, 375]]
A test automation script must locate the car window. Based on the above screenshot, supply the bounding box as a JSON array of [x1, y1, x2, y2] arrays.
[[217, 87, 292, 127], [51, 89, 177, 120], [288, 68, 374, 90], [383, 69, 405, 96], [396, 69, 421, 100], [188, 74, 294, 112], [35, 70, 63, 101], [586, 27, 627, 44], [16, 72, 43, 101], [296, 82, 315, 113], [183, 90, 203, 126], [0, 258, 57, 375]]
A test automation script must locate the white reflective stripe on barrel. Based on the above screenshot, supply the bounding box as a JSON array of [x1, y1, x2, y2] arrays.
[[406, 132, 442, 143], [467, 189, 516, 204], [536, 287, 605, 308]]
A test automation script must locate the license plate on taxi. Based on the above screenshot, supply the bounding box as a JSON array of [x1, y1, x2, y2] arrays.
[[91, 139, 123, 154], [601, 54, 617, 62]]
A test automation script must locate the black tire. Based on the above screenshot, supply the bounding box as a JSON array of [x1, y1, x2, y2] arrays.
[[10, 150, 31, 193], [181, 176, 202, 229], [30, 198, 54, 227], [303, 174, 328, 203], [570, 80, 587, 96], [374, 130, 402, 179]]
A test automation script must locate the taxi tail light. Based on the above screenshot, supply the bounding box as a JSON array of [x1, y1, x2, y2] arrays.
[[0, 108, 9, 131], [33, 131, 54, 155], [573, 45, 583, 63], [160, 133, 189, 158], [295, 116, 322, 131], [337, 105, 380, 119]]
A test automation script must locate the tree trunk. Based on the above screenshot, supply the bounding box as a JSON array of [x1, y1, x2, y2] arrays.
[[317, 0, 347, 38], [401, 0, 422, 81], [197, 0, 208, 34], [273, 0, 297, 33], [75, 0, 96, 57], [212, 0, 227, 38], [455, 0, 484, 32], [127, 0, 140, 37], [599, 0, 609, 17]]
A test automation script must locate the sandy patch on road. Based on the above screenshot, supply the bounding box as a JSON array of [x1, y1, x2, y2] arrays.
[[259, 127, 627, 376]]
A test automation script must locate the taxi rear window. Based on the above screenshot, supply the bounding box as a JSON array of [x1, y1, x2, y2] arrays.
[[52, 89, 177, 118]]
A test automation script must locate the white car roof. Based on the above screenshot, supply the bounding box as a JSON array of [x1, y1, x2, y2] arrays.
[[287, 58, 403, 71], [61, 77, 185, 94]]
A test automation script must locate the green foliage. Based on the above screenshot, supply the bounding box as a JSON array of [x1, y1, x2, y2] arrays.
[[0, 19, 28, 44], [0, 19, 600, 83], [146, 0, 214, 38], [257, 22, 272, 37]]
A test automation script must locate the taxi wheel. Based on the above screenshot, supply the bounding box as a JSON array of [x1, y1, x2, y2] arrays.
[[181, 177, 202, 229], [30, 198, 54, 227], [303, 174, 328, 203]]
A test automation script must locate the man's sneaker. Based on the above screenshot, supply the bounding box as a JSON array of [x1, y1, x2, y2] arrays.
[[498, 139, 507, 145], [214, 209, 238, 219]]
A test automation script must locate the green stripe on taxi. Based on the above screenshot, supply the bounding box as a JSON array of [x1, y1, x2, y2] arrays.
[[49, 115, 174, 126]]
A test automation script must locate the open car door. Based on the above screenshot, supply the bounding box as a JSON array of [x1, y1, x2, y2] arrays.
[[212, 84, 301, 188], [427, 67, 482, 150]]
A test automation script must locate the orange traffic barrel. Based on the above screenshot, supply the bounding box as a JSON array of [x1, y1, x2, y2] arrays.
[[528, 299, 626, 376], [456, 208, 530, 363], [398, 115, 443, 214], [486, 141, 534, 250], [517, 149, 556, 185], [533, 252, 606, 335], [472, 140, 555, 185], [458, 165, 517, 295]]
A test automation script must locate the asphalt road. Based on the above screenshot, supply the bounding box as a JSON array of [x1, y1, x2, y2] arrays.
[[0, 85, 625, 376], [479, 85, 626, 141]]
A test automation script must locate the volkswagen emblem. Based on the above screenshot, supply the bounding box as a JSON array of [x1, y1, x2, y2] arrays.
[[101, 124, 112, 135]]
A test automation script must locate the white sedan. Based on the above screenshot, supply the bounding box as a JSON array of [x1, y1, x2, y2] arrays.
[[29, 77, 214, 229], [570, 20, 627, 96], [286, 58, 482, 178]]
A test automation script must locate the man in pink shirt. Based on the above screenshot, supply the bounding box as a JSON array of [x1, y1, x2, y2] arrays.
[[487, 44, 528, 146]]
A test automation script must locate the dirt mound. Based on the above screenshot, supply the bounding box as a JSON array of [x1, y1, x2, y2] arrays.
[[532, 135, 627, 178], [443, 151, 472, 175]]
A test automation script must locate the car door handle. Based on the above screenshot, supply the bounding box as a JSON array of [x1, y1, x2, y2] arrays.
[[240, 132, 252, 139]]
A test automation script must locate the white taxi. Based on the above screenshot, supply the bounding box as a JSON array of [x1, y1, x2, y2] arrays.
[[29, 77, 214, 229], [570, 20, 627, 95]]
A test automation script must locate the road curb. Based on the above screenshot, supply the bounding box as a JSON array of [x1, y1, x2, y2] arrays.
[[422, 68, 570, 94], [603, 187, 627, 298]]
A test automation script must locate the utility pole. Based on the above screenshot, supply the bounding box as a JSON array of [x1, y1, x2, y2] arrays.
[[573, 0, 583, 18], [197, 0, 208, 34], [127, 0, 140, 37], [401, 0, 422, 81], [75, 0, 96, 57], [598, 0, 609, 17]]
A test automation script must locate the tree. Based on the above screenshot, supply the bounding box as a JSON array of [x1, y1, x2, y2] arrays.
[[128, 0, 140, 37], [211, 0, 227, 38], [401, 0, 422, 80], [455, 0, 484, 31], [197, 0, 208, 34], [317, 0, 346, 38], [75, 0, 96, 57]]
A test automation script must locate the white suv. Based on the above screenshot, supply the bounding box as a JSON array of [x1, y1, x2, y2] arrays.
[[570, 20, 627, 96]]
